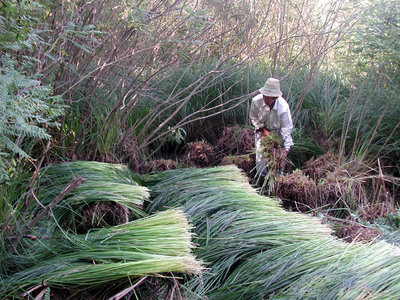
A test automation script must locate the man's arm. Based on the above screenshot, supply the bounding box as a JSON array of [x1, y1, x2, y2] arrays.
[[280, 108, 294, 151], [250, 99, 264, 129]]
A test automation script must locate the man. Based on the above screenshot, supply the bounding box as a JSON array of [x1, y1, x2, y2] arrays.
[[250, 77, 294, 175]]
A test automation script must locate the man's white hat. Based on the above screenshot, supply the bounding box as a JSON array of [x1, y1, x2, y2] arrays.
[[259, 78, 282, 97]]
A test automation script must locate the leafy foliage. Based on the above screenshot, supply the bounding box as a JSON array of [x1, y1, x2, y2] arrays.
[[0, 56, 66, 183], [349, 0, 400, 81], [0, 0, 42, 52]]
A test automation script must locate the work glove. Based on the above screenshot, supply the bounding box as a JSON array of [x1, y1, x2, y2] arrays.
[[255, 127, 272, 138], [255, 127, 265, 133]]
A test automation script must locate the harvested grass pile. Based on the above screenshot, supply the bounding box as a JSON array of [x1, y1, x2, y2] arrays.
[[181, 141, 215, 167], [142, 165, 400, 299], [260, 133, 287, 174], [275, 169, 318, 211], [34, 161, 149, 231], [216, 126, 254, 155], [1, 209, 202, 297]]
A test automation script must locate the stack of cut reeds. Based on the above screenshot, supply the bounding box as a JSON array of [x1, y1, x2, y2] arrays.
[[1, 161, 202, 298], [143, 165, 400, 299], [5, 162, 400, 298], [1, 209, 202, 297], [33, 161, 150, 230]]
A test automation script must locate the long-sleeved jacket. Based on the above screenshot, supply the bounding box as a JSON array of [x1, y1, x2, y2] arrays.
[[250, 94, 294, 150]]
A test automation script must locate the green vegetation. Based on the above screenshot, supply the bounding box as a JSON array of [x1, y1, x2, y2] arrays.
[[1, 0, 399, 298], [2, 208, 202, 298], [143, 165, 400, 298]]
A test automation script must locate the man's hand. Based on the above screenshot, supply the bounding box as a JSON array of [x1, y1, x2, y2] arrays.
[[255, 127, 265, 133], [255, 127, 272, 138], [280, 149, 290, 175], [283, 149, 290, 157]]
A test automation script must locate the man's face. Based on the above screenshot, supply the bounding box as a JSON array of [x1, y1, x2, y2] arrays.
[[263, 95, 278, 107]]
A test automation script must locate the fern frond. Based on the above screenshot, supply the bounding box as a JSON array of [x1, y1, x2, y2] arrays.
[[0, 56, 66, 160], [0, 136, 30, 158]]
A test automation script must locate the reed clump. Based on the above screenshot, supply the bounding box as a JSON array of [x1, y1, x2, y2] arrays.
[[216, 126, 254, 156], [275, 169, 318, 211], [1, 209, 202, 297], [181, 141, 216, 167]]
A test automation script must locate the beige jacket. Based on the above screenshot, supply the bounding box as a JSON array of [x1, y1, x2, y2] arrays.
[[250, 94, 294, 150]]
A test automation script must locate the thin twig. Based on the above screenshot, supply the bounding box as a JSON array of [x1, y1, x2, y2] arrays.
[[22, 283, 47, 297], [108, 276, 148, 300], [24, 140, 51, 207], [9, 175, 85, 252], [33, 287, 48, 300], [28, 175, 85, 229]]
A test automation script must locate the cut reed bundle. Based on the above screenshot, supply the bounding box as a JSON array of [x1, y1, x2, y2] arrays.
[[212, 238, 400, 299], [143, 165, 332, 296], [34, 161, 150, 228], [1, 209, 202, 297], [142, 165, 400, 299]]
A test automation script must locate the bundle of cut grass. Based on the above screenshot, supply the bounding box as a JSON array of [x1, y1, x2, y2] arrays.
[[145, 166, 329, 233], [260, 133, 287, 175], [211, 237, 400, 299], [143, 165, 332, 296], [1, 209, 202, 297], [142, 165, 400, 299], [34, 161, 149, 230]]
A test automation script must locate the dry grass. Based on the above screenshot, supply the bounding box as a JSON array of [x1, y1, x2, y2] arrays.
[[147, 159, 177, 172], [216, 126, 254, 156], [219, 154, 255, 176], [303, 152, 339, 182], [181, 141, 215, 167], [77, 202, 129, 233], [122, 137, 142, 172], [336, 222, 381, 243], [275, 169, 318, 211]]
